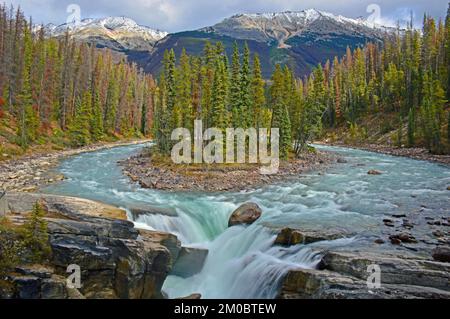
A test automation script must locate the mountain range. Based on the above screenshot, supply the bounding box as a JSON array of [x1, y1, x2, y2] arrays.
[[39, 9, 393, 77]]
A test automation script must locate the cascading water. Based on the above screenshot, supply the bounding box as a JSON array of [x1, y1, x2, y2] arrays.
[[43, 143, 450, 299]]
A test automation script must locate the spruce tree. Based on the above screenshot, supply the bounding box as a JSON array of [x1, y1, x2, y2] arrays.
[[270, 65, 291, 159], [69, 91, 92, 146], [211, 59, 229, 130], [91, 92, 104, 141], [407, 107, 416, 147], [240, 43, 251, 128], [251, 54, 266, 128], [23, 202, 51, 263], [446, 3, 450, 100], [176, 48, 193, 131], [230, 42, 241, 128]]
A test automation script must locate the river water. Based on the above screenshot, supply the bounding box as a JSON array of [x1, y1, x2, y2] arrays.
[[43, 144, 450, 299]]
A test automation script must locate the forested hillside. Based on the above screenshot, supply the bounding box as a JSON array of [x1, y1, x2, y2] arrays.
[[0, 6, 155, 160], [319, 8, 450, 154], [153, 5, 450, 159]]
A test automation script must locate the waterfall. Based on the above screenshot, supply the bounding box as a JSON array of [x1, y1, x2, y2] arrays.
[[42, 143, 450, 299]]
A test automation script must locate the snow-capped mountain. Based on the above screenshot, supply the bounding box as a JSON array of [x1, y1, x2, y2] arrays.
[[204, 9, 391, 48], [34, 9, 393, 77], [36, 17, 168, 51], [146, 9, 391, 77]]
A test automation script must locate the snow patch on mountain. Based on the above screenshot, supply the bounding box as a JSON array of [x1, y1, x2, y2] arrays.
[[208, 8, 392, 46], [35, 17, 168, 51]]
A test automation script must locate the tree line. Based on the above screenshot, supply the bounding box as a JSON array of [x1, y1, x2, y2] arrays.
[[314, 5, 450, 154], [0, 5, 156, 149]]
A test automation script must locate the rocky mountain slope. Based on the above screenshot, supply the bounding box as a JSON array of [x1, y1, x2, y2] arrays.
[[37, 9, 393, 77], [203, 9, 390, 48], [37, 17, 167, 52], [145, 9, 392, 77]]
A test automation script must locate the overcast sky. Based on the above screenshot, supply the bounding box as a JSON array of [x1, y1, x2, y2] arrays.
[[5, 0, 449, 32]]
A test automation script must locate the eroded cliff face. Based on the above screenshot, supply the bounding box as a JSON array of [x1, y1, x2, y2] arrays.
[[0, 193, 181, 299]]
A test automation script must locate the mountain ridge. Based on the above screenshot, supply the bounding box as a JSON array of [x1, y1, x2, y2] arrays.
[[35, 16, 168, 51], [36, 9, 393, 77]]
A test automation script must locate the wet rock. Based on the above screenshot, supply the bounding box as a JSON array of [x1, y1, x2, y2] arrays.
[[390, 237, 402, 245], [402, 221, 414, 229], [337, 158, 348, 164], [176, 293, 202, 300], [374, 239, 385, 245], [447, 186, 450, 191], [383, 219, 395, 227], [172, 247, 209, 278], [432, 230, 445, 238], [278, 267, 450, 299], [9, 275, 41, 299], [15, 266, 53, 279], [389, 233, 418, 244], [274, 228, 348, 246], [228, 203, 262, 227], [317, 250, 450, 291], [392, 214, 407, 218], [368, 170, 383, 175], [432, 247, 450, 263], [129, 206, 178, 218]]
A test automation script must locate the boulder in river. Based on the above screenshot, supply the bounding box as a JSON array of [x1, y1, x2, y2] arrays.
[[228, 203, 262, 227], [274, 228, 349, 246], [389, 233, 418, 244], [432, 247, 450, 263], [368, 170, 383, 175], [172, 247, 209, 278]]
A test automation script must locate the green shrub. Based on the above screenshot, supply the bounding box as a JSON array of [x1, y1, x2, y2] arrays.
[[22, 202, 51, 263]]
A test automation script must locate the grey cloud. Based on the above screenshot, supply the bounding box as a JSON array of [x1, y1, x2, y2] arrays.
[[5, 0, 449, 32]]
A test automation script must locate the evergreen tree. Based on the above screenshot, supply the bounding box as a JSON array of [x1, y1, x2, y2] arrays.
[[91, 92, 104, 141], [23, 202, 51, 263], [210, 59, 229, 130], [446, 3, 450, 100], [251, 54, 266, 128], [176, 48, 193, 131], [240, 43, 251, 128], [69, 91, 92, 146], [407, 107, 416, 147], [230, 42, 241, 128], [270, 65, 291, 159]]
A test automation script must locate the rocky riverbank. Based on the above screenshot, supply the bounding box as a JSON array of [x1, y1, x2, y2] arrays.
[[270, 221, 450, 299], [121, 148, 337, 192], [0, 192, 180, 299], [0, 139, 150, 192], [320, 141, 450, 166]]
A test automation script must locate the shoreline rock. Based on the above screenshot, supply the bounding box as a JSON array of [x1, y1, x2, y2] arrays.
[[0, 192, 180, 299], [279, 250, 450, 299], [319, 142, 450, 166]]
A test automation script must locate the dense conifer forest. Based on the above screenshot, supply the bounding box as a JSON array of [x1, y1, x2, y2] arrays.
[[0, 5, 156, 158], [1, 4, 449, 160]]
